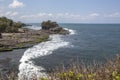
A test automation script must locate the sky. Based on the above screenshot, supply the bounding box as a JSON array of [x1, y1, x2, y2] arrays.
[[0, 0, 120, 23]]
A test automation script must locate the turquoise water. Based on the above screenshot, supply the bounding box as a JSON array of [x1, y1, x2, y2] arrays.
[[31, 24, 120, 69]]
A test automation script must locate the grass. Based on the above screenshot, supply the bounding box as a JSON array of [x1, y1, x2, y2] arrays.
[[48, 55, 120, 80], [14, 42, 30, 49], [0, 55, 119, 80], [0, 47, 13, 52], [33, 36, 49, 43]]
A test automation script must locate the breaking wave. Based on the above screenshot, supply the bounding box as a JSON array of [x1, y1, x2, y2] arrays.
[[18, 29, 76, 80]]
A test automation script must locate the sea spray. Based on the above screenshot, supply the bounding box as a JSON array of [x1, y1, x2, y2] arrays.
[[64, 28, 76, 35], [25, 25, 41, 30]]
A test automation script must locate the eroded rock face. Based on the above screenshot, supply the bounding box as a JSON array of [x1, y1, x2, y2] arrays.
[[41, 20, 69, 35]]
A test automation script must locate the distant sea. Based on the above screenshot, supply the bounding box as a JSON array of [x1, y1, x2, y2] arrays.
[[32, 24, 120, 67], [1, 24, 120, 79]]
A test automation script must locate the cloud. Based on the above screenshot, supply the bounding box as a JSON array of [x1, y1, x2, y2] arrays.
[[107, 12, 120, 18], [1, 11, 119, 23], [9, 0, 25, 8], [89, 13, 100, 17], [19, 12, 102, 21], [19, 13, 83, 20], [6, 11, 18, 16], [0, 9, 18, 19]]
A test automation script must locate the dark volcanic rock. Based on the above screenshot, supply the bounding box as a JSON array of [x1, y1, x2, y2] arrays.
[[41, 20, 69, 35], [41, 20, 59, 30]]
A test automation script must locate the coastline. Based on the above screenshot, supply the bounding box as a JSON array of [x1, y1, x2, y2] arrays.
[[0, 20, 70, 79], [0, 29, 50, 52], [0, 24, 70, 78], [0, 23, 119, 79]]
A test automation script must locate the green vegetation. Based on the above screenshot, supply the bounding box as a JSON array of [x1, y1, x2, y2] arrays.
[[0, 16, 25, 33], [0, 47, 13, 52], [0, 55, 119, 80], [0, 34, 49, 51], [34, 35, 49, 43], [14, 42, 30, 49], [14, 36, 49, 49], [47, 55, 120, 80], [0, 19, 68, 52]]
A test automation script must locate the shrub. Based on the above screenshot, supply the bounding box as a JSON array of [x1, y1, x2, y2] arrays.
[[0, 16, 25, 33], [0, 55, 119, 80]]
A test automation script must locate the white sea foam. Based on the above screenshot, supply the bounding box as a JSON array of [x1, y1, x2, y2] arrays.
[[18, 35, 70, 80], [25, 25, 41, 30], [64, 28, 76, 35], [18, 26, 76, 80]]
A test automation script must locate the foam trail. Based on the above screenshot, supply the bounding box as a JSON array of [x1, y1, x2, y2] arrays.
[[18, 35, 69, 80]]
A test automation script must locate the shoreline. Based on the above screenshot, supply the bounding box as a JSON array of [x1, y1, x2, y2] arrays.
[[0, 25, 70, 77], [0, 29, 50, 52], [0, 33, 69, 78], [0, 20, 70, 79]]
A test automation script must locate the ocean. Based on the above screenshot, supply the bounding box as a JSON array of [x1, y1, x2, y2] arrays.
[[1, 24, 120, 79]]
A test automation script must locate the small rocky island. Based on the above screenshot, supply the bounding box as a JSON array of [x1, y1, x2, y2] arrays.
[[0, 17, 69, 52], [41, 20, 69, 34]]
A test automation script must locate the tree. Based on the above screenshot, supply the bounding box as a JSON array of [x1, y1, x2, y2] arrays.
[[0, 16, 25, 33], [0, 23, 7, 32]]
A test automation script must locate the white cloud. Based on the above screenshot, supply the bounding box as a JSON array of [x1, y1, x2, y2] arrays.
[[19, 12, 102, 21], [89, 13, 100, 17], [6, 11, 18, 16], [19, 13, 83, 20], [1, 11, 119, 23], [107, 12, 120, 18], [9, 0, 25, 8]]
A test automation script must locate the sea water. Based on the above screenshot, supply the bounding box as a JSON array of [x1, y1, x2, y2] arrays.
[[18, 24, 120, 79]]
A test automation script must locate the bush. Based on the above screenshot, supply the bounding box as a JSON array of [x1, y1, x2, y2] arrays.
[[0, 55, 119, 80], [0, 23, 7, 32], [49, 55, 120, 80], [0, 16, 25, 33]]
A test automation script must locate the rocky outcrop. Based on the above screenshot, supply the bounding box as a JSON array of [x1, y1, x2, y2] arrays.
[[0, 19, 69, 52], [0, 30, 49, 52], [41, 20, 59, 30], [41, 20, 69, 35]]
